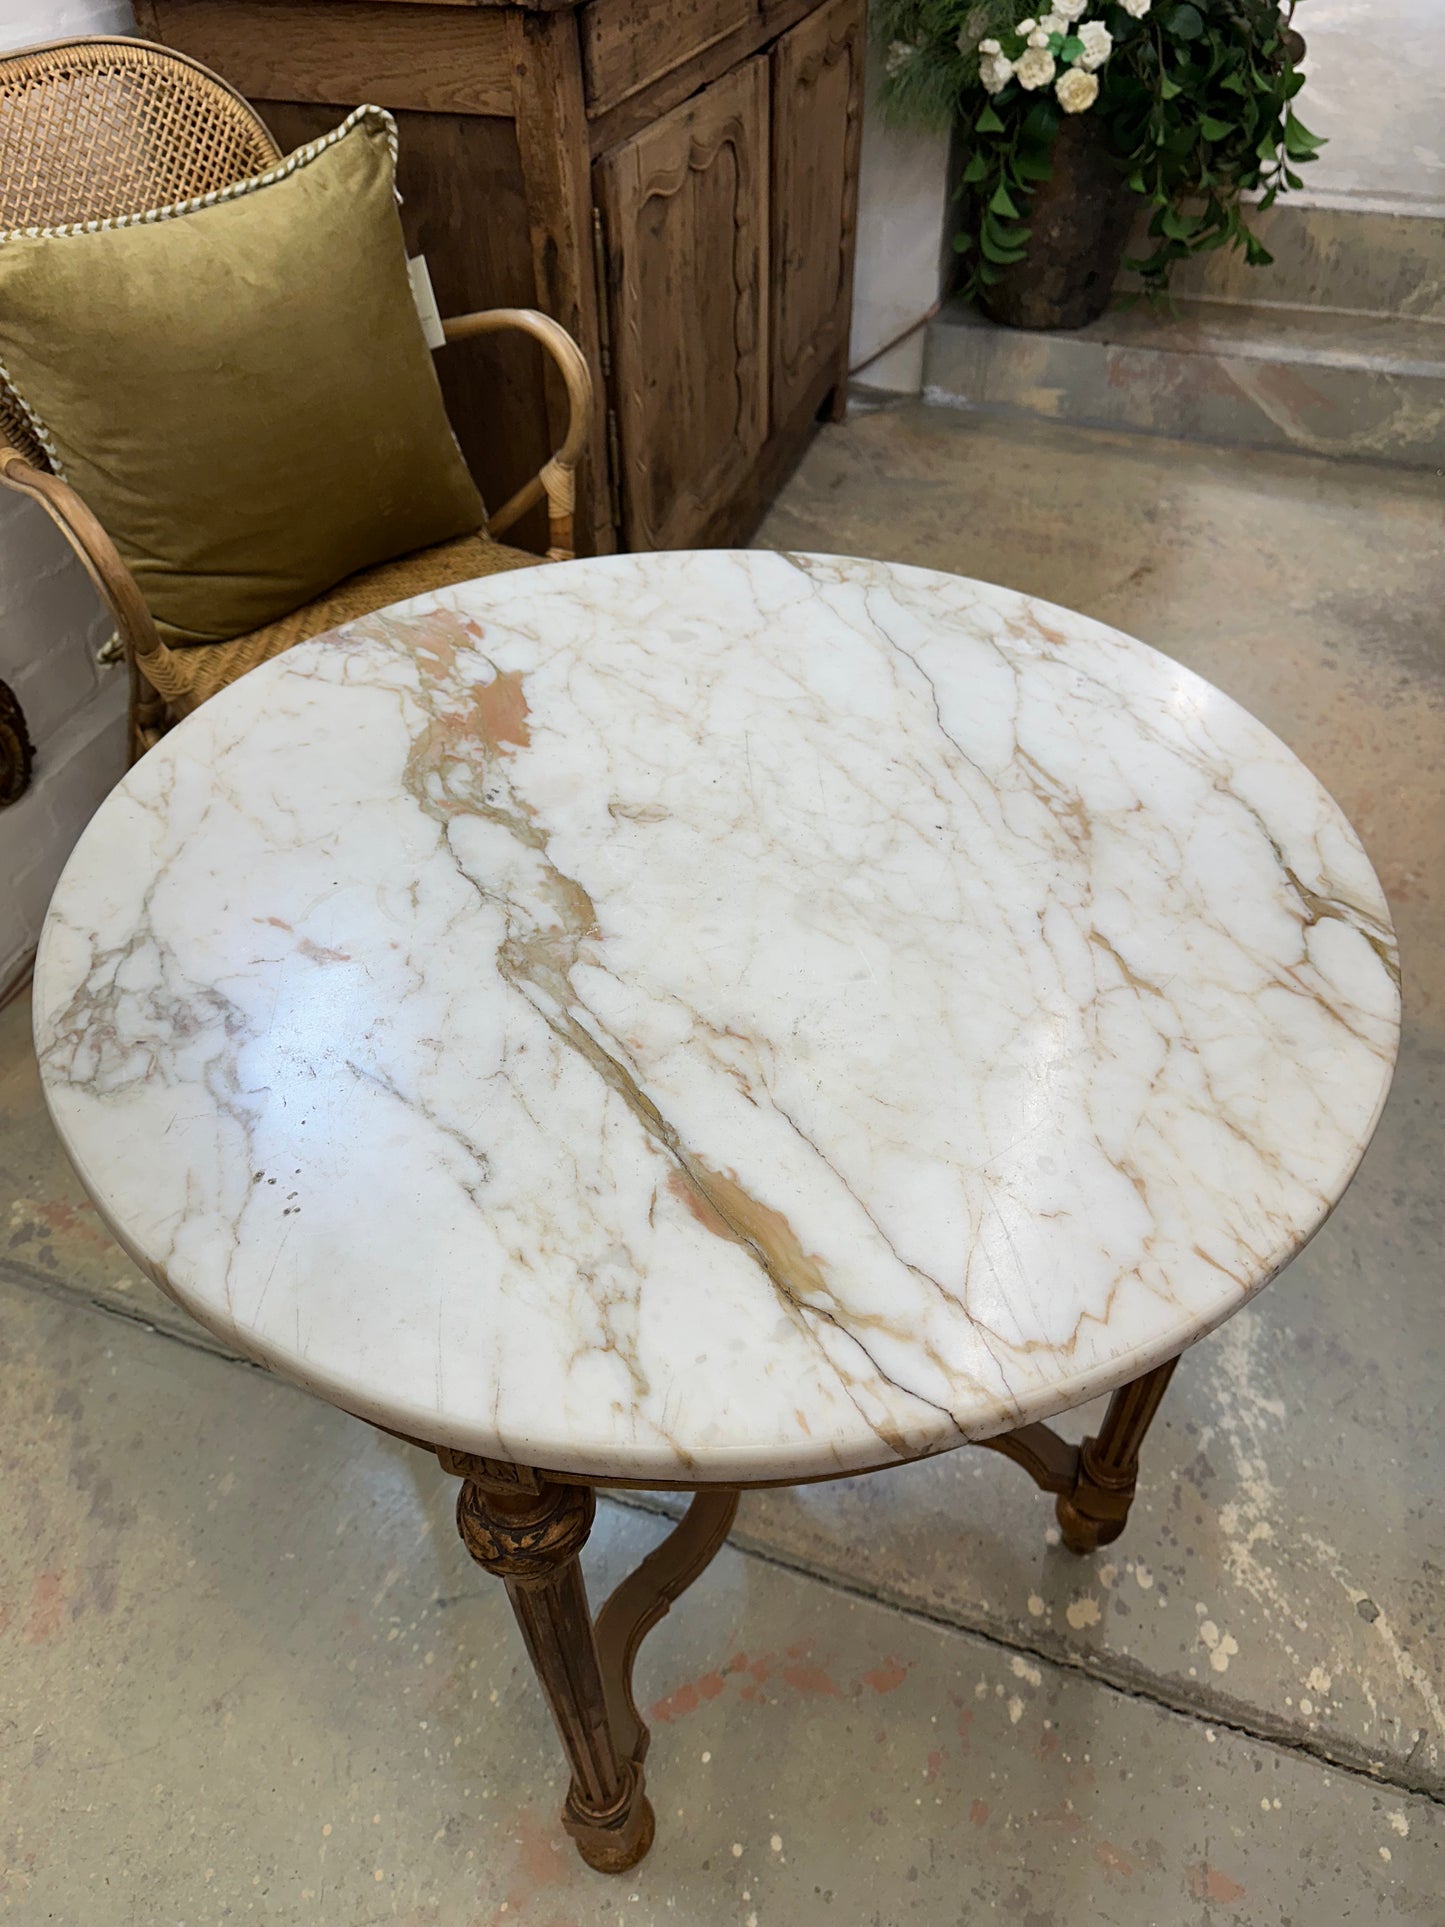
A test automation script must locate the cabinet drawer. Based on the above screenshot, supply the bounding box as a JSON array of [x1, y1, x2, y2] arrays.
[[581, 0, 759, 118]]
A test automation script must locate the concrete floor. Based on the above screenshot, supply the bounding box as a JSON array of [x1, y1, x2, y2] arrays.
[[3, 405, 1442, 1922]]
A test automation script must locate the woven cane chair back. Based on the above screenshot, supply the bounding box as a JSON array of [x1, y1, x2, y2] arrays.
[[0, 36, 280, 469]]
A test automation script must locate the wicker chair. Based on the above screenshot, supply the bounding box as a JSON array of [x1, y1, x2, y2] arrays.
[[0, 36, 593, 762]]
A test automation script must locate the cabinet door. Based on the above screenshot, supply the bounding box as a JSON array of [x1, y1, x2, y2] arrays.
[[596, 57, 769, 551], [769, 0, 863, 427]]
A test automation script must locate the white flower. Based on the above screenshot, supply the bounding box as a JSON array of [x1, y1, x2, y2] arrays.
[[1039, 12, 1068, 33], [1055, 65, 1100, 112], [885, 39, 915, 77], [1027, 27, 1049, 46], [1075, 20, 1113, 67], [1052, 0, 1087, 18], [1119, 0, 1151, 15], [1013, 46, 1057, 89], [1016, 18, 1038, 34], [978, 36, 1001, 54], [979, 51, 1015, 92]]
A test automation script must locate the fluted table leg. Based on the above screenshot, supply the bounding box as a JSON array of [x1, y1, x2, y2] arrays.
[[453, 1464, 654, 1873], [1056, 1357, 1178, 1554]]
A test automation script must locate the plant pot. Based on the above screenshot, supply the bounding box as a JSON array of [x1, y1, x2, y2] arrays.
[[977, 111, 1138, 331]]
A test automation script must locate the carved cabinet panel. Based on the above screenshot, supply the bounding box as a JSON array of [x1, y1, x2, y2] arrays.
[[596, 57, 769, 553], [769, 0, 863, 428]]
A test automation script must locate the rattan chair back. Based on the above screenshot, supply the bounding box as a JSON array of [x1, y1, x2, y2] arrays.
[[0, 35, 280, 468]]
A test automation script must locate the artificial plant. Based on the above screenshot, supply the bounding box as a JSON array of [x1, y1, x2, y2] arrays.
[[877, 0, 1323, 300]]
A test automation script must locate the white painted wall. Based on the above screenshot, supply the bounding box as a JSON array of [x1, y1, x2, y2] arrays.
[[848, 53, 951, 394], [0, 0, 135, 996]]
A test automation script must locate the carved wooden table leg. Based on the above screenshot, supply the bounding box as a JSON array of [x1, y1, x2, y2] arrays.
[[453, 1464, 654, 1873], [1056, 1357, 1178, 1554], [444, 1451, 739, 1872]]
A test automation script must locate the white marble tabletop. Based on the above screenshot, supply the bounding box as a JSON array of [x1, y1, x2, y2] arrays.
[[35, 552, 1400, 1484]]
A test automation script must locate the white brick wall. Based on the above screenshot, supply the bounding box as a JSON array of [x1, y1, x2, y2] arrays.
[[0, 0, 136, 994]]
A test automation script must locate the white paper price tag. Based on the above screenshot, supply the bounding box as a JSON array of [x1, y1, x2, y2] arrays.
[[407, 254, 445, 351]]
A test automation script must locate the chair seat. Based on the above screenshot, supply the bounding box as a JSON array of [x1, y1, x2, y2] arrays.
[[171, 530, 542, 715]]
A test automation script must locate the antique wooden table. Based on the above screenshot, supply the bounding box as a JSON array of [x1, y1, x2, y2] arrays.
[[35, 551, 1400, 1873]]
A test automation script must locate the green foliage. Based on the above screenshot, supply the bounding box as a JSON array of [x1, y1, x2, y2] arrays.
[[875, 1, 1021, 131], [874, 0, 1323, 303]]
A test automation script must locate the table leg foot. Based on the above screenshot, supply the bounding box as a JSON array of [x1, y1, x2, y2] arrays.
[[1055, 1358, 1178, 1555], [1055, 1489, 1115, 1555], [446, 1456, 737, 1872], [568, 1784, 656, 1873]]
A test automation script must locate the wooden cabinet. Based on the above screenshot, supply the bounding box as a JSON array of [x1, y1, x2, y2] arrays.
[[135, 0, 863, 559]]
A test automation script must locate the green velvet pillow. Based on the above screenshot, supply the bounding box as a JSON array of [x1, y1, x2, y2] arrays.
[[0, 105, 485, 646]]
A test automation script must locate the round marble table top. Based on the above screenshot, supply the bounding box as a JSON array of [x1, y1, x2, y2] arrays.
[[35, 552, 1400, 1483]]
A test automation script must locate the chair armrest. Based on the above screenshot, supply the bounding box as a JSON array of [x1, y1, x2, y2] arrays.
[[0, 446, 191, 706], [440, 307, 594, 560]]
